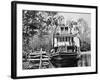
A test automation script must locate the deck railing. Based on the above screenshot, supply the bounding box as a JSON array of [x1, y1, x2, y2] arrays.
[[78, 51, 91, 67], [23, 49, 54, 69]]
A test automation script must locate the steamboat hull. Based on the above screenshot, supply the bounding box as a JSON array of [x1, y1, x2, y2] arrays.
[[50, 52, 78, 67]]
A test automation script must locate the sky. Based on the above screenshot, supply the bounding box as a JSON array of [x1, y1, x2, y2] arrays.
[[58, 12, 91, 28]]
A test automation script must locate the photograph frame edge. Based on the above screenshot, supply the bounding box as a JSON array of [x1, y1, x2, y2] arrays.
[[11, 1, 17, 79], [11, 1, 98, 79]]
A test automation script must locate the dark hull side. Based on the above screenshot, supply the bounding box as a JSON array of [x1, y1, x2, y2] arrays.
[[50, 53, 79, 68]]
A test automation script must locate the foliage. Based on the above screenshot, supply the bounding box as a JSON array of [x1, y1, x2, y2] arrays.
[[77, 18, 91, 43], [66, 18, 91, 51], [80, 41, 91, 51], [23, 10, 64, 54], [23, 10, 91, 57]]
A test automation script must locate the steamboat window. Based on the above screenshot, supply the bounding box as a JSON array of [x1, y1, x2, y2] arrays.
[[61, 27, 64, 31], [59, 37, 63, 42], [57, 37, 60, 42], [65, 37, 70, 42], [67, 37, 70, 41], [66, 37, 67, 41], [63, 37, 65, 41], [72, 37, 74, 42], [56, 37, 58, 42], [65, 27, 68, 31], [64, 37, 66, 41], [60, 37, 62, 42]]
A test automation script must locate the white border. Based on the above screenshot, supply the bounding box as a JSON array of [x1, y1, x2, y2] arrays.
[[17, 4, 96, 77]]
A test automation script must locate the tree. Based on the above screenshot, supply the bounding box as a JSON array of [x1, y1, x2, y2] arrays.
[[65, 18, 91, 51], [29, 12, 64, 50], [77, 18, 91, 51], [77, 18, 91, 43], [23, 10, 64, 52]]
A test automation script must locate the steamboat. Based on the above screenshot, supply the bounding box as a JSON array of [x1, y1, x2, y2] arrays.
[[50, 22, 80, 67]]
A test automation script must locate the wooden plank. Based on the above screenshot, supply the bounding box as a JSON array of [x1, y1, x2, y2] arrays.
[[81, 51, 91, 55], [39, 50, 42, 69], [27, 58, 49, 61], [29, 52, 47, 55]]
